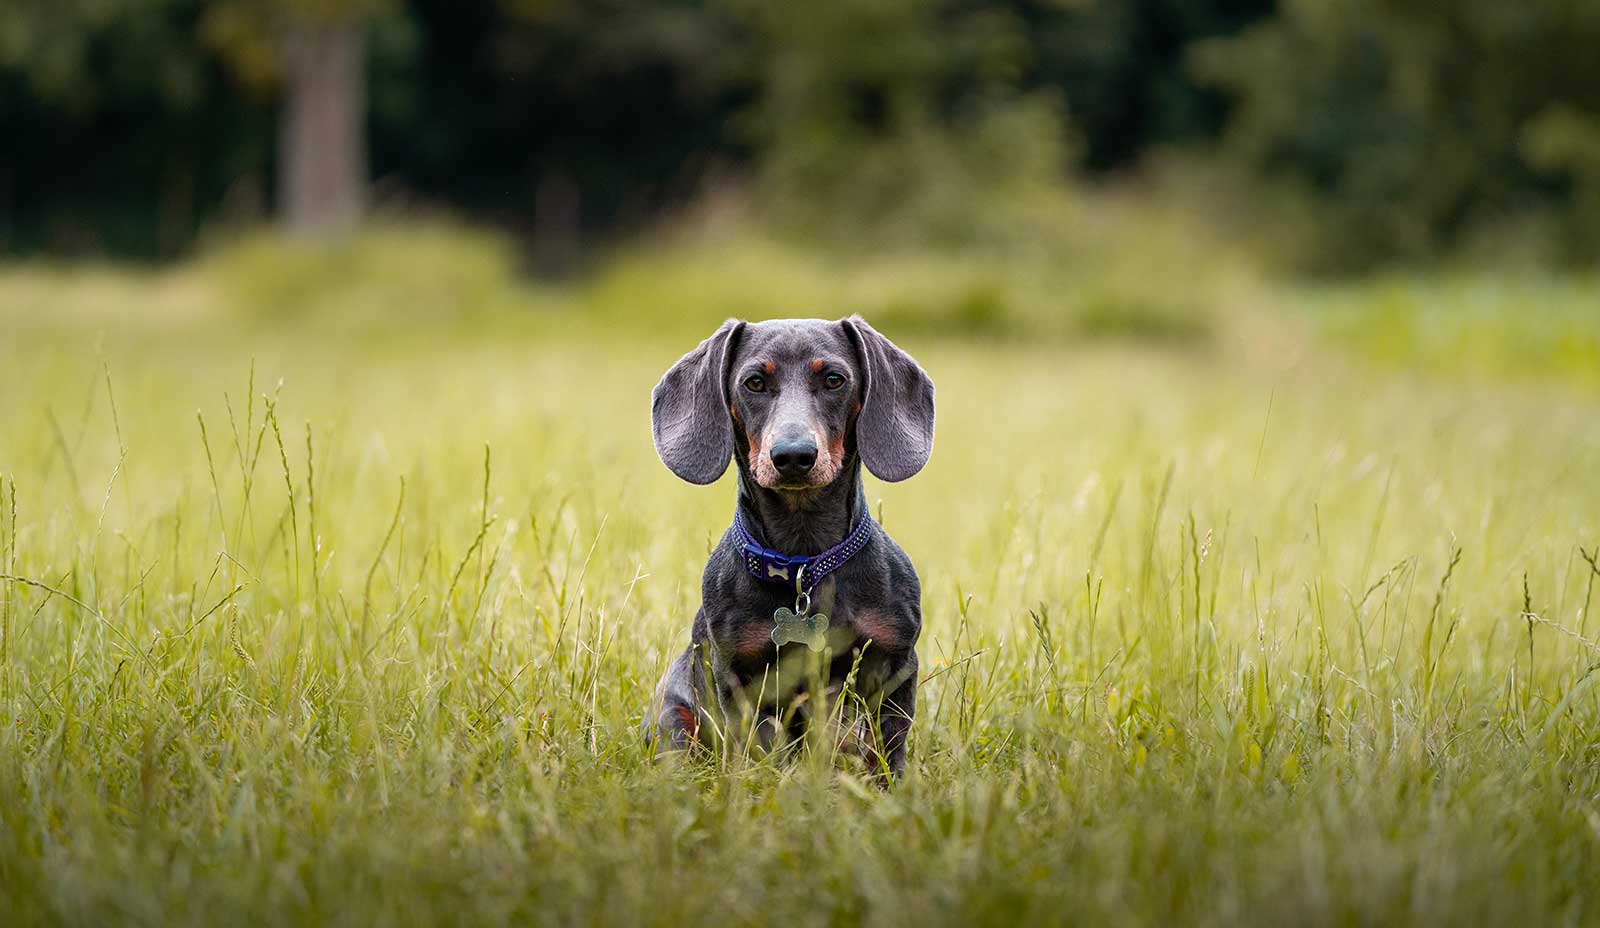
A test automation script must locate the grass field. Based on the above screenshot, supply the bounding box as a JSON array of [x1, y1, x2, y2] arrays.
[[2, 228, 1600, 926]]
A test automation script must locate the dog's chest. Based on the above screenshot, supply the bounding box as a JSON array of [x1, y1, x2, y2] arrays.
[[736, 623, 866, 708]]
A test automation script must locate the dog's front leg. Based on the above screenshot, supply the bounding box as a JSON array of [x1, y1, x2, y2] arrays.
[[874, 651, 919, 781], [693, 640, 757, 754], [646, 644, 705, 753]]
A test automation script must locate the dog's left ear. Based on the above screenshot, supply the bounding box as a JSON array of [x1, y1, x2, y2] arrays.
[[652, 319, 746, 484], [842, 315, 936, 482]]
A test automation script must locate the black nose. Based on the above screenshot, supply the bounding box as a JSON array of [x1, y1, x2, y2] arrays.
[[770, 438, 818, 478]]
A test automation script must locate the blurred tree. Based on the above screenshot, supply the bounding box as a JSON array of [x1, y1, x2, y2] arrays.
[[477, 0, 746, 271], [0, 0, 1286, 260], [1523, 104, 1600, 264], [1015, 0, 1276, 170], [1194, 0, 1600, 268], [0, 0, 272, 256], [18, 0, 1596, 270], [721, 0, 1070, 245], [205, 0, 392, 238]]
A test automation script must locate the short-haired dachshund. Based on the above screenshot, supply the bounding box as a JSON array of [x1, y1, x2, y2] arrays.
[[644, 315, 936, 781]]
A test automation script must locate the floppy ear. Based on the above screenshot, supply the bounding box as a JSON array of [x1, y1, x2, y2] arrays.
[[842, 315, 936, 482], [651, 319, 746, 484]]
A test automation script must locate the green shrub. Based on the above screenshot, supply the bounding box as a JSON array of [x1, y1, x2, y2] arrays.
[[198, 221, 546, 323]]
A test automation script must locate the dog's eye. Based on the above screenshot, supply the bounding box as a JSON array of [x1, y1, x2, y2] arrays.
[[743, 375, 766, 393], [824, 373, 846, 390]]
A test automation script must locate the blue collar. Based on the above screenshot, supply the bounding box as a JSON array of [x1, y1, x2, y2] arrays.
[[732, 509, 876, 593]]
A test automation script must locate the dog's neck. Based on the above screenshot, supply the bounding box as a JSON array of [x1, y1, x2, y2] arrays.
[[734, 457, 867, 556]]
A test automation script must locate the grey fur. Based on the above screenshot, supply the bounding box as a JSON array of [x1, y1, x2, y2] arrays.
[[842, 314, 936, 482], [644, 317, 933, 782], [651, 319, 746, 484]]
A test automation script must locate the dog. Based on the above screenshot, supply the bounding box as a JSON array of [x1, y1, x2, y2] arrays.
[[644, 315, 935, 779]]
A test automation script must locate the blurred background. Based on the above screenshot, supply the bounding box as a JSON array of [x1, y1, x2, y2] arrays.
[[2, 0, 1600, 366]]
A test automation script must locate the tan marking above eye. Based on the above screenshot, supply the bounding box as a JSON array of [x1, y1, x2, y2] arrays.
[[811, 359, 824, 373], [762, 361, 776, 375]]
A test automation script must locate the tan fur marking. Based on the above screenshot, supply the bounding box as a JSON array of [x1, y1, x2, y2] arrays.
[[762, 361, 776, 375], [852, 611, 903, 648], [733, 620, 777, 659], [754, 422, 842, 489], [670, 705, 699, 737], [807, 429, 843, 486], [752, 426, 780, 485], [811, 359, 824, 373]]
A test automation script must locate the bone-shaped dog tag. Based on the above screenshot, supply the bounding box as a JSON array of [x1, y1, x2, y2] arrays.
[[771, 606, 829, 652]]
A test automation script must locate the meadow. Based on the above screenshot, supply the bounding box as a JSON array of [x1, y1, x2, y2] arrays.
[[2, 224, 1599, 926]]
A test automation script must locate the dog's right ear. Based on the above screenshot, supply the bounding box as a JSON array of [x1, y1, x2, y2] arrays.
[[651, 319, 746, 484]]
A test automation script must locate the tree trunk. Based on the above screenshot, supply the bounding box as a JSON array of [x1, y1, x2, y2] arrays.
[[533, 168, 581, 276], [278, 19, 367, 239]]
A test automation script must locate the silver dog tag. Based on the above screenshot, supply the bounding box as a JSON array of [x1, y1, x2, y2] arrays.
[[771, 606, 830, 652]]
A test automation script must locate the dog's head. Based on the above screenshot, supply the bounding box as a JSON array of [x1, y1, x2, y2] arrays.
[[651, 316, 935, 491]]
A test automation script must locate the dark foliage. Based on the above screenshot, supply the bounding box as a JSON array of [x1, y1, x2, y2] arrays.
[[4, 0, 1596, 266]]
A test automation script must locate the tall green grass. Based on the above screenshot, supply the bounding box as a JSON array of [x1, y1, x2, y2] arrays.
[[1, 231, 1598, 925], [1307, 272, 1600, 389]]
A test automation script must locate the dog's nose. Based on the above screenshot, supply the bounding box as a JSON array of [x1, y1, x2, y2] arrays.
[[770, 438, 818, 478]]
